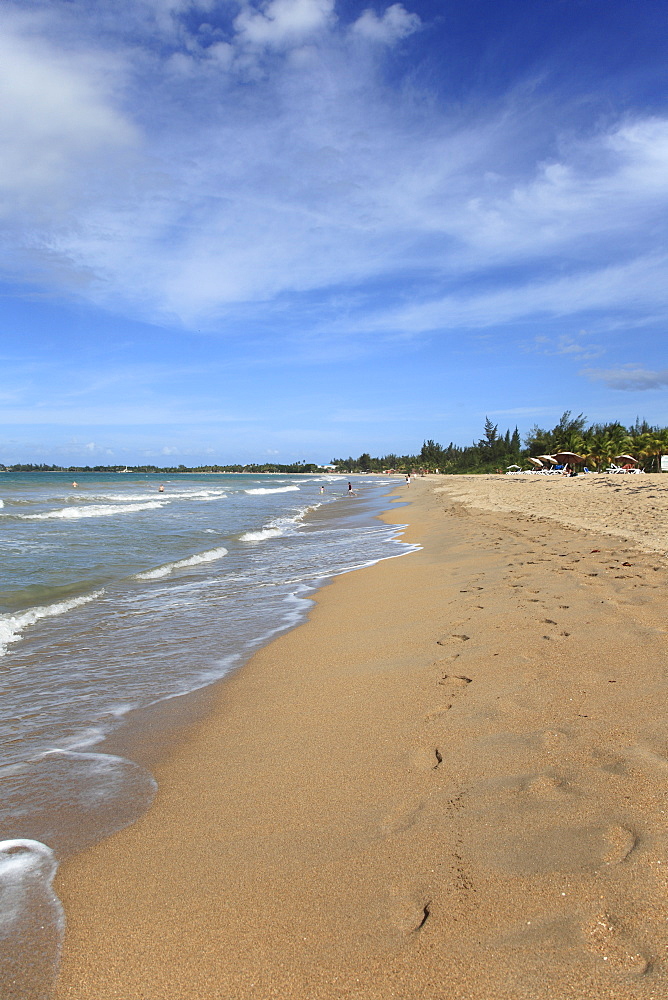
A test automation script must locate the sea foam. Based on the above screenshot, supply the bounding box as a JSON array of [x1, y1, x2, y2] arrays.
[[0, 838, 64, 1000], [239, 527, 283, 542], [244, 486, 300, 495], [0, 591, 105, 658], [90, 490, 226, 503], [22, 502, 166, 520], [135, 546, 229, 580]]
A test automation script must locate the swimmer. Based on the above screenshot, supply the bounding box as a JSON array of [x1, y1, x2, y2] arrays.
[[71, 482, 78, 488], [158, 484, 165, 493]]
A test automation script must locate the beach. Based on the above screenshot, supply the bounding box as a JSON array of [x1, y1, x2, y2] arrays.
[[54, 474, 668, 999]]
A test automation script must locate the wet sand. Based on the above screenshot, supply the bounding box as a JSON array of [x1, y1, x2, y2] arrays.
[[55, 474, 668, 999]]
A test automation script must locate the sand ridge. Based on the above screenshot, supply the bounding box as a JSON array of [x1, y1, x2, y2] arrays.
[[54, 477, 668, 999]]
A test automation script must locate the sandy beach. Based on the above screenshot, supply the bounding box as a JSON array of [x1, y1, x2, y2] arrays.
[[54, 474, 668, 1000]]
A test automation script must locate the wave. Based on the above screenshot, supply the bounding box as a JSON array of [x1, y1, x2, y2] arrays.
[[239, 527, 283, 542], [0, 500, 3, 508], [135, 546, 229, 581], [22, 502, 167, 520], [0, 580, 104, 614], [88, 490, 227, 502], [0, 590, 105, 658], [244, 486, 300, 495]]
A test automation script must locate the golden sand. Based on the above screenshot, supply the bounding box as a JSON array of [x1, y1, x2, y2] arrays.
[[55, 475, 668, 999]]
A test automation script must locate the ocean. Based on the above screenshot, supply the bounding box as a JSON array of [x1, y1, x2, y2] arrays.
[[0, 471, 415, 994]]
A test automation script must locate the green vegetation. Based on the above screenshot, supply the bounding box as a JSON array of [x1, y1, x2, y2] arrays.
[[2, 415, 667, 475], [0, 461, 321, 474], [331, 413, 668, 474]]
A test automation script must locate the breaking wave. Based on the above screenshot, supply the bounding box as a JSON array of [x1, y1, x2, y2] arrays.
[[0, 590, 105, 658], [244, 486, 300, 495], [22, 502, 166, 520], [134, 546, 229, 581]]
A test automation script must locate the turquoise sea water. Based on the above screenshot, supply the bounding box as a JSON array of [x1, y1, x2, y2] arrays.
[[0, 471, 415, 996]]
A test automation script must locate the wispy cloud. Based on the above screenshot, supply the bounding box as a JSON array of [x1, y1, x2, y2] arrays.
[[1, 0, 667, 342], [530, 331, 604, 361], [354, 255, 668, 335], [582, 365, 668, 391]]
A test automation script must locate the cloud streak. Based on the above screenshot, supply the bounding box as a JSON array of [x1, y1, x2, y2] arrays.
[[0, 0, 667, 347], [582, 366, 668, 391]]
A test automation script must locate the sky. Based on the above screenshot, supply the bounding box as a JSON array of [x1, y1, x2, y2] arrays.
[[1, 0, 667, 465]]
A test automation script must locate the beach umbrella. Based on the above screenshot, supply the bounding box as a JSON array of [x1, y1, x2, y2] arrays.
[[528, 457, 544, 468], [537, 454, 558, 465], [613, 454, 639, 464], [506, 464, 522, 471], [554, 452, 585, 464]]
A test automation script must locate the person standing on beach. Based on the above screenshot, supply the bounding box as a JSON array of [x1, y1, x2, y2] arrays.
[[348, 482, 353, 494]]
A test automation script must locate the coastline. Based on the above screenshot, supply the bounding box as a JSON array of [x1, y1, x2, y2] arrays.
[[55, 475, 668, 999]]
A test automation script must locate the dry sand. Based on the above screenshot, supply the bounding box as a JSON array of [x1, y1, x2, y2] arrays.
[[54, 474, 668, 999]]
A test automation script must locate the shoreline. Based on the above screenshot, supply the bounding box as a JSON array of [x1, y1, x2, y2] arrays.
[[55, 476, 668, 999], [83, 481, 412, 777]]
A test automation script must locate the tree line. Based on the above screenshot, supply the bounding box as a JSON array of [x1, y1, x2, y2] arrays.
[[3, 414, 667, 476], [0, 461, 321, 474], [331, 413, 668, 474]]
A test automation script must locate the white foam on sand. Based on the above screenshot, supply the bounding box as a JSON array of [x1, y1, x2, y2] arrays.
[[0, 839, 64, 999], [135, 546, 229, 580]]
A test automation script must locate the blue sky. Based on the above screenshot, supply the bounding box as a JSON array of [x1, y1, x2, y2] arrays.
[[1, 0, 667, 465]]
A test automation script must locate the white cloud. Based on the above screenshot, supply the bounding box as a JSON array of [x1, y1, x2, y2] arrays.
[[351, 4, 420, 44], [582, 366, 668, 391], [356, 254, 668, 334], [0, 0, 667, 344], [0, 10, 137, 219], [234, 0, 336, 49]]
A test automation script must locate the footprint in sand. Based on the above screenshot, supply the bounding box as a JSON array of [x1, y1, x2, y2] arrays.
[[581, 911, 649, 976], [602, 824, 638, 864], [522, 773, 573, 802], [490, 824, 639, 879], [437, 673, 472, 688], [381, 802, 425, 837], [407, 746, 446, 772], [427, 675, 472, 721], [425, 706, 453, 721], [387, 886, 432, 935]]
